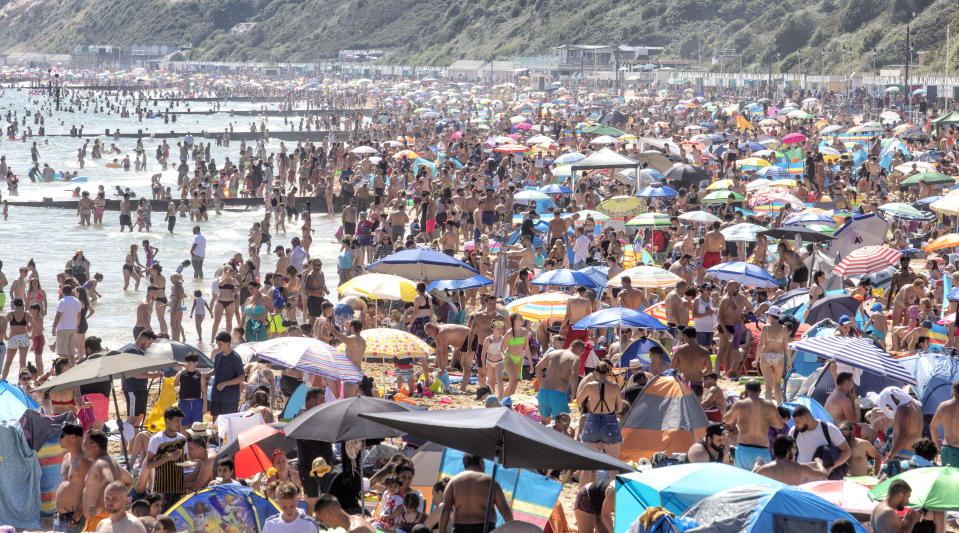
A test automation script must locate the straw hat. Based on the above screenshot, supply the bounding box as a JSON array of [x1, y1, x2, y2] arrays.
[[185, 422, 212, 438], [310, 457, 331, 478]]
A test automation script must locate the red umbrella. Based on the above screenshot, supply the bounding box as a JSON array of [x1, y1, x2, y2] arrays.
[[232, 424, 285, 479], [832, 246, 903, 276], [782, 133, 807, 144], [493, 144, 530, 153]]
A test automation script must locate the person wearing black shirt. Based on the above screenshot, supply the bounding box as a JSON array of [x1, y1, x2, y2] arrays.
[[296, 387, 334, 511], [120, 331, 160, 440]]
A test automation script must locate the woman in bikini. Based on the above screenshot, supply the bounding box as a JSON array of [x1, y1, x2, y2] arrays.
[[122, 244, 143, 291], [210, 266, 238, 344], [26, 277, 47, 318], [74, 287, 94, 359], [3, 298, 34, 381], [301, 211, 314, 252], [409, 283, 433, 341], [755, 307, 790, 404], [503, 313, 532, 397], [576, 360, 623, 485], [482, 321, 506, 398], [169, 273, 186, 343], [150, 264, 168, 336]]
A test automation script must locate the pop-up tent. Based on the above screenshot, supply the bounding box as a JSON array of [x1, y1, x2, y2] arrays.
[[167, 484, 279, 533], [619, 371, 709, 463], [0, 380, 39, 421]]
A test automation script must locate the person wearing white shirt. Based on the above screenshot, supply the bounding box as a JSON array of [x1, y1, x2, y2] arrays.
[[572, 227, 590, 269], [790, 405, 851, 476], [52, 285, 82, 360], [263, 482, 319, 533], [289, 237, 308, 273], [190, 226, 206, 279]]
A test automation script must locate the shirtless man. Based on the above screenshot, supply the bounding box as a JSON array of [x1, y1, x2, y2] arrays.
[[888, 257, 917, 324], [83, 430, 133, 531], [561, 286, 592, 349], [534, 343, 581, 425], [183, 433, 217, 491], [618, 276, 644, 311], [930, 381, 959, 467], [840, 421, 882, 477], [387, 204, 409, 244], [439, 223, 459, 256], [273, 246, 291, 278], [314, 494, 376, 533], [882, 388, 924, 464], [669, 255, 695, 286], [701, 373, 726, 423], [329, 320, 366, 398], [304, 259, 328, 325], [56, 423, 91, 533], [133, 286, 156, 340], [464, 295, 501, 391], [755, 307, 790, 404], [716, 281, 751, 378], [699, 221, 725, 280], [664, 280, 690, 339], [95, 482, 146, 533], [339, 295, 371, 331], [753, 435, 826, 485], [725, 380, 784, 470], [686, 422, 729, 463], [424, 322, 471, 379], [775, 242, 806, 290], [547, 212, 566, 251], [870, 479, 920, 533], [678, 226, 696, 259], [671, 327, 712, 398], [77, 191, 94, 226], [9, 266, 27, 304], [440, 453, 513, 533], [824, 368, 858, 426]]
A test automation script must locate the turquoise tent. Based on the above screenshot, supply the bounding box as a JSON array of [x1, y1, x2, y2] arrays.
[[0, 380, 39, 421]]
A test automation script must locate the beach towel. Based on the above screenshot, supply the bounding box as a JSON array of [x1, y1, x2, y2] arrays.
[[0, 421, 41, 528], [39, 435, 67, 516]]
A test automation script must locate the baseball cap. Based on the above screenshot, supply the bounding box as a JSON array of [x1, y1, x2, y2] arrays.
[[921, 320, 933, 329], [484, 395, 501, 407], [871, 303, 883, 312], [705, 423, 727, 437], [838, 315, 851, 325], [767, 306, 782, 319]]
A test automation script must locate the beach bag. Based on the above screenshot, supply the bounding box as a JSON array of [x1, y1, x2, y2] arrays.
[[812, 422, 849, 480]]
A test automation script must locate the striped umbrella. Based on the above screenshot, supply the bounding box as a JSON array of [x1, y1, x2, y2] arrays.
[[750, 187, 804, 207], [755, 166, 791, 178], [250, 337, 364, 383], [832, 246, 903, 276], [626, 212, 671, 227], [787, 336, 916, 385], [644, 301, 695, 326], [879, 202, 933, 220], [564, 210, 611, 223], [344, 328, 434, 361], [721, 223, 767, 242], [607, 265, 682, 288], [506, 291, 571, 321]]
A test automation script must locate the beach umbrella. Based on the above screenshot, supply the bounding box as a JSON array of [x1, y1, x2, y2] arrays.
[[636, 185, 679, 198], [554, 152, 586, 164], [930, 194, 959, 215], [346, 328, 435, 361], [285, 396, 419, 442], [564, 210, 611, 223], [249, 337, 364, 383], [228, 424, 294, 479], [337, 273, 417, 301], [350, 146, 378, 154], [608, 265, 683, 288], [758, 226, 835, 243], [677, 210, 720, 223], [832, 246, 902, 276], [773, 288, 810, 312], [924, 233, 959, 252], [539, 183, 571, 194], [493, 144, 529, 153], [682, 484, 868, 533], [782, 133, 807, 144], [868, 467, 959, 510], [513, 190, 550, 203], [898, 355, 959, 414], [664, 164, 706, 185], [505, 291, 571, 321], [787, 337, 916, 385], [427, 275, 492, 292], [803, 294, 862, 325], [721, 223, 767, 242], [393, 149, 420, 159], [737, 157, 770, 167], [617, 463, 785, 518], [901, 172, 955, 187], [702, 190, 744, 203], [145, 339, 214, 368], [530, 268, 602, 289], [706, 261, 778, 288], [0, 380, 39, 421], [577, 265, 610, 289], [571, 307, 666, 330], [783, 212, 837, 226], [755, 166, 791, 178], [590, 134, 619, 145], [626, 212, 671, 227], [367, 247, 479, 280], [597, 196, 646, 218], [749, 188, 804, 208], [706, 179, 735, 191]]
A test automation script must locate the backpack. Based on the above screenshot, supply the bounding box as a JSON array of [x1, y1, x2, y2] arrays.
[[792, 422, 848, 480]]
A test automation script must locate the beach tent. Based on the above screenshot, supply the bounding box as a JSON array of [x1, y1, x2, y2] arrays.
[[793, 364, 907, 406], [167, 484, 279, 533], [932, 111, 959, 125], [619, 370, 709, 462], [829, 213, 889, 262], [409, 441, 446, 510], [0, 380, 39, 421], [614, 463, 784, 533], [682, 484, 868, 533], [898, 353, 959, 415]]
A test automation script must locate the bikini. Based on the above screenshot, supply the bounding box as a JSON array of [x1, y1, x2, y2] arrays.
[[506, 336, 526, 365], [218, 283, 235, 308], [485, 337, 504, 365]]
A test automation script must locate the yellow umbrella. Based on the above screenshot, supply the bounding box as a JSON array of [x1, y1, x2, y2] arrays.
[[337, 273, 417, 301], [597, 196, 646, 218], [707, 179, 735, 190], [771, 179, 798, 187], [506, 292, 571, 321], [737, 157, 771, 167], [342, 328, 434, 361]]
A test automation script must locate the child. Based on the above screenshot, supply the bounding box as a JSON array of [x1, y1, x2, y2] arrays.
[[174, 353, 204, 425], [863, 302, 888, 350], [174, 259, 191, 275], [135, 207, 146, 232], [372, 477, 404, 530], [189, 290, 210, 342], [83, 272, 104, 303], [482, 321, 506, 398], [390, 493, 425, 533]]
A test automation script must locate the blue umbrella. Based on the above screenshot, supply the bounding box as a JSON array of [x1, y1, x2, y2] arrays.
[[577, 265, 609, 289], [783, 212, 836, 226], [636, 185, 679, 198], [640, 168, 667, 182], [738, 141, 764, 152], [788, 336, 917, 385], [949, 287, 959, 302], [539, 183, 572, 194], [706, 261, 779, 288], [427, 275, 493, 292], [367, 247, 479, 280], [914, 195, 943, 208], [754, 166, 791, 178], [530, 268, 601, 288], [571, 307, 666, 330], [554, 152, 586, 164], [706, 133, 727, 144], [698, 121, 715, 130]]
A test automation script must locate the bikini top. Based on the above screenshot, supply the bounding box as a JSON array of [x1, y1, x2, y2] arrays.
[[9, 312, 26, 327]]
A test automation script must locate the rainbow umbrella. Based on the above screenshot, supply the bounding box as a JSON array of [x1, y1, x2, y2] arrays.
[[607, 265, 682, 288], [250, 337, 364, 383], [393, 149, 420, 159], [506, 291, 571, 321], [626, 212, 671, 227], [337, 273, 417, 301], [644, 301, 694, 326], [344, 328, 434, 361]]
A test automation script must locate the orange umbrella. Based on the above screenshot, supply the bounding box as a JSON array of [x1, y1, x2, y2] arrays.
[[925, 233, 959, 252], [393, 149, 420, 159]]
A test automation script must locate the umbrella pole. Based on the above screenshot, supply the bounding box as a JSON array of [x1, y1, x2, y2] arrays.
[[111, 386, 131, 470], [482, 453, 500, 533]]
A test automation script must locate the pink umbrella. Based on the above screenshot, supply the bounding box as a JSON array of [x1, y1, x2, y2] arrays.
[[515, 122, 533, 130], [767, 107, 781, 116], [782, 133, 807, 144], [799, 480, 876, 514], [451, 130, 464, 139]]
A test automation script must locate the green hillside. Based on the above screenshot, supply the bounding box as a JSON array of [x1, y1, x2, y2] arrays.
[[1, 0, 957, 73]]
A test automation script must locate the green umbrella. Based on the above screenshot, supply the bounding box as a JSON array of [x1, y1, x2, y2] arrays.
[[581, 124, 627, 136], [869, 467, 959, 510], [900, 172, 956, 187], [626, 212, 671, 227], [702, 190, 745, 203], [806, 224, 836, 234]]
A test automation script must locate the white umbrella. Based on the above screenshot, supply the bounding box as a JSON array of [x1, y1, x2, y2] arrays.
[[350, 146, 378, 154]]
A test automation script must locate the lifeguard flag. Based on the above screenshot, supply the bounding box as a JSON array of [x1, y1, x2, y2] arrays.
[[736, 114, 753, 131]]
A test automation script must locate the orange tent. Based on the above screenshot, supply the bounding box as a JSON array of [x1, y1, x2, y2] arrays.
[[619, 371, 709, 462]]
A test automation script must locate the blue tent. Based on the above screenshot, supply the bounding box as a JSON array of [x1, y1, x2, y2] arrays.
[[0, 380, 39, 421], [620, 337, 670, 372], [681, 484, 868, 533], [167, 484, 280, 533], [615, 464, 783, 533], [782, 395, 834, 430], [899, 354, 959, 415]]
